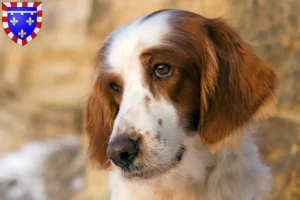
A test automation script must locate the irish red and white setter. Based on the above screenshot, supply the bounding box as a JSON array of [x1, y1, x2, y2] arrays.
[[85, 9, 278, 200]]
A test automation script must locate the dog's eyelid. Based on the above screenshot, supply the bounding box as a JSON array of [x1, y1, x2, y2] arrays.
[[109, 81, 121, 92]]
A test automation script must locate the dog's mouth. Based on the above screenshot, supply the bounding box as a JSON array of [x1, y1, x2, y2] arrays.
[[120, 146, 185, 179]]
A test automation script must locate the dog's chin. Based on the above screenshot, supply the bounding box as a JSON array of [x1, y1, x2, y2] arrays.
[[121, 166, 166, 180], [120, 147, 185, 180]]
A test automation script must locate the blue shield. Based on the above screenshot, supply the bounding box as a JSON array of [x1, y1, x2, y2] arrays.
[[2, 2, 42, 46]]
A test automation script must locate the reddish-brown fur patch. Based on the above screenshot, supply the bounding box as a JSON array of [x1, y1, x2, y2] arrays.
[[140, 44, 200, 132], [170, 11, 278, 150], [140, 10, 277, 151], [85, 46, 124, 169]]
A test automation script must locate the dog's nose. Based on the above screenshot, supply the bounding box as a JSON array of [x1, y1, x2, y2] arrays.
[[106, 138, 139, 169]]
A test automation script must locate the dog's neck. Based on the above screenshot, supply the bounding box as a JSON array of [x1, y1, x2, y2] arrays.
[[108, 134, 271, 200]]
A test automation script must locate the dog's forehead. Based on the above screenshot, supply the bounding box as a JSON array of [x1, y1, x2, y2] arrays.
[[106, 11, 172, 76]]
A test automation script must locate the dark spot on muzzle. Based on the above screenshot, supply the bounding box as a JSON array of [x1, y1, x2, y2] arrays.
[[175, 146, 185, 162]]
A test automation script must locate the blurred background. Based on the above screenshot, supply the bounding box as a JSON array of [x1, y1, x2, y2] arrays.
[[0, 0, 299, 200]]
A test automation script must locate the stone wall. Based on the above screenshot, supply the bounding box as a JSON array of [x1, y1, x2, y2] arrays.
[[0, 0, 299, 199]]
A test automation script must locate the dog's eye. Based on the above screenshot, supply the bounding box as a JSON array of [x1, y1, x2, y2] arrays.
[[109, 82, 121, 92], [154, 64, 172, 78]]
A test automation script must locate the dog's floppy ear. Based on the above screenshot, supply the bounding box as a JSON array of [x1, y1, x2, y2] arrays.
[[199, 18, 278, 151], [85, 52, 116, 169]]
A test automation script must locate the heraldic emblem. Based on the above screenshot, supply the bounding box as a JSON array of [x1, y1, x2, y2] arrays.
[[2, 2, 42, 46]]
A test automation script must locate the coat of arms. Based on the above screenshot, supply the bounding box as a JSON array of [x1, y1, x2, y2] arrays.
[[2, 2, 42, 46]]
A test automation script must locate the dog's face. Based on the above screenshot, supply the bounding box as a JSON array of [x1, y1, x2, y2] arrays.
[[85, 10, 277, 179]]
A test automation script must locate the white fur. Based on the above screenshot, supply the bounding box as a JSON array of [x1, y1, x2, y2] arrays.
[[108, 134, 271, 200], [99, 10, 271, 200], [107, 12, 185, 167]]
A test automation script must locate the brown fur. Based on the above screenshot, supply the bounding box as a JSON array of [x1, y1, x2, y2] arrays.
[[140, 44, 201, 132], [140, 10, 277, 151], [85, 10, 278, 169], [85, 47, 123, 169], [169, 11, 278, 150]]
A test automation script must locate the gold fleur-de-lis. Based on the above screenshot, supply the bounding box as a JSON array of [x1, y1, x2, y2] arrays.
[[26, 17, 34, 26], [18, 29, 26, 38], [10, 17, 18, 26]]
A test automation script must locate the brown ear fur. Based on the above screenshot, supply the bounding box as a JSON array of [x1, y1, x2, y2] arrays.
[[199, 18, 278, 151], [85, 54, 116, 169]]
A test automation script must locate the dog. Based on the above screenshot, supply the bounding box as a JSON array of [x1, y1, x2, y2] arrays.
[[85, 9, 278, 200]]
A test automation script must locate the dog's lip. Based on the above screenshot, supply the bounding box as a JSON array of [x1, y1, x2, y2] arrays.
[[120, 145, 186, 179], [122, 167, 162, 179]]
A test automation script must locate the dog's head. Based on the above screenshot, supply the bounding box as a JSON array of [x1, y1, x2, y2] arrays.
[[85, 10, 277, 179]]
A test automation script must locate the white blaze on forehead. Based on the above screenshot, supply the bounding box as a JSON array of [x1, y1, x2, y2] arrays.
[[106, 11, 172, 76], [92, 11, 172, 87], [104, 11, 184, 144]]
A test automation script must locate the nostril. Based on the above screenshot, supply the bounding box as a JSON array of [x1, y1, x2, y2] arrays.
[[120, 151, 130, 161], [106, 138, 139, 169], [120, 149, 138, 161]]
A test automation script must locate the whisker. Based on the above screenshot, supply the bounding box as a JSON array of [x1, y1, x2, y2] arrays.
[[100, 139, 110, 149]]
